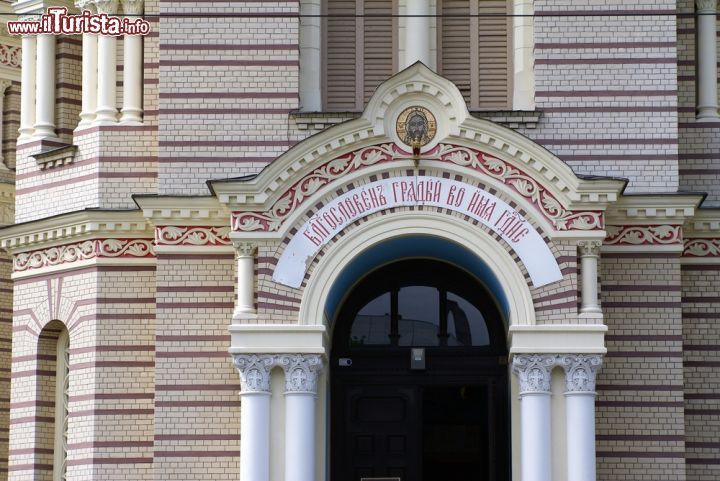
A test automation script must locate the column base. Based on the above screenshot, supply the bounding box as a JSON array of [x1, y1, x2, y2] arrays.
[[120, 108, 143, 125], [579, 310, 603, 321], [232, 310, 258, 322], [696, 109, 720, 121], [31, 124, 58, 141], [94, 108, 119, 124]]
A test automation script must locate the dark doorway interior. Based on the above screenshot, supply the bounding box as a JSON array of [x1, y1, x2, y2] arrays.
[[330, 260, 510, 481]]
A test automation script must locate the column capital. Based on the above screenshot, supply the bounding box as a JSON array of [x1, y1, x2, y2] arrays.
[[120, 0, 144, 15], [93, 0, 119, 15], [512, 354, 557, 394], [75, 0, 97, 12], [232, 354, 275, 393], [696, 0, 717, 11], [0, 80, 11, 94], [578, 239, 602, 256], [559, 354, 603, 393], [279, 354, 323, 394], [234, 241, 257, 258]]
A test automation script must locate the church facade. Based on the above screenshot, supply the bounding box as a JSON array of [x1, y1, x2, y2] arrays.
[[0, 1, 718, 481]]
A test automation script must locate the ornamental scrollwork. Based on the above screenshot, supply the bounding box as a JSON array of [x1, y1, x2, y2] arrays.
[[155, 226, 231, 246], [278, 354, 323, 394], [0, 44, 21, 69], [512, 354, 557, 393], [683, 238, 720, 257], [232, 354, 275, 393], [559, 355, 603, 393], [605, 225, 682, 245], [14, 239, 154, 272], [232, 143, 603, 234]]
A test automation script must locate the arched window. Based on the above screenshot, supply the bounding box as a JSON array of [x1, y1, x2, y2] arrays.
[[336, 259, 505, 350], [37, 321, 69, 481]]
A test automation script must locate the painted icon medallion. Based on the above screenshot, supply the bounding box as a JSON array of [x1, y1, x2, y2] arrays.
[[396, 106, 437, 148]]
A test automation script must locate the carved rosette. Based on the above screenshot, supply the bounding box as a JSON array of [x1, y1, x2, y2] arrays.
[[155, 226, 231, 246], [279, 354, 323, 394], [578, 239, 602, 257], [512, 354, 556, 394], [13, 239, 154, 272], [684, 238, 720, 257], [231, 143, 603, 234], [605, 225, 682, 245], [232, 354, 275, 394], [559, 355, 603, 393], [0, 46, 20, 69]]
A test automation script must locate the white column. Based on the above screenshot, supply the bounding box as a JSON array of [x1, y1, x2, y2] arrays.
[[94, 0, 120, 124], [512, 354, 555, 481], [0, 80, 12, 167], [403, 0, 431, 68], [232, 354, 274, 481], [513, 0, 536, 110], [280, 354, 323, 481], [579, 240, 602, 318], [120, 0, 144, 124], [33, 34, 57, 140], [560, 355, 603, 481], [299, 0, 321, 111], [77, 1, 98, 127], [18, 32, 36, 141], [233, 242, 257, 320], [696, 0, 719, 120]]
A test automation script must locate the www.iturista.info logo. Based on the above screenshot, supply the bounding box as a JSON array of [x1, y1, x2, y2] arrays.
[[7, 7, 150, 35]]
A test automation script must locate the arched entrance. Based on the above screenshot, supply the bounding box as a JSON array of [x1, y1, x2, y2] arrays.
[[330, 259, 510, 481]]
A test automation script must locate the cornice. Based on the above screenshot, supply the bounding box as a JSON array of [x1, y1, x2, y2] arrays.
[[0, 209, 151, 252], [605, 194, 703, 225], [133, 195, 230, 226], [684, 208, 720, 237]]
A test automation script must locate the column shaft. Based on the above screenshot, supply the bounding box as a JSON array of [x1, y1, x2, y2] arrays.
[[404, 0, 431, 67], [240, 393, 271, 481], [33, 34, 57, 139], [78, 33, 98, 127], [696, 0, 719, 120], [0, 81, 11, 166], [19, 35, 36, 141], [234, 243, 257, 319], [299, 0, 322, 111], [579, 241, 602, 317], [512, 0, 535, 110], [95, 35, 118, 123], [121, 34, 143, 123], [520, 393, 552, 481], [566, 393, 597, 481], [285, 393, 316, 481]]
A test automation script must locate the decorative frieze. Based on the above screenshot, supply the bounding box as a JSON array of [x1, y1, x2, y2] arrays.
[[605, 225, 682, 245], [13, 238, 154, 272], [155, 226, 231, 246], [684, 238, 720, 257], [232, 142, 603, 233]]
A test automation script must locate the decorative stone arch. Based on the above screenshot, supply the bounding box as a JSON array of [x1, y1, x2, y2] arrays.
[[216, 63, 625, 481]]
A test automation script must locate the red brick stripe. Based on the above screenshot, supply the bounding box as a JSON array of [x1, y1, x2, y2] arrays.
[[161, 43, 299, 50], [160, 92, 297, 99], [536, 89, 676, 97], [153, 451, 238, 458], [66, 458, 153, 466], [158, 156, 277, 164], [162, 59, 298, 67], [536, 58, 676, 65]]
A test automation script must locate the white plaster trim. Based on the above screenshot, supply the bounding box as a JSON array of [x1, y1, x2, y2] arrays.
[[509, 325, 607, 355], [600, 244, 684, 254], [229, 324, 328, 355], [298, 210, 536, 329], [153, 245, 234, 254]]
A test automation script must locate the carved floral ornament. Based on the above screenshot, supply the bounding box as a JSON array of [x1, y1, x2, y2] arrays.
[[232, 354, 324, 394], [684, 238, 720, 257], [512, 354, 603, 394], [155, 226, 231, 246], [0, 44, 21, 69], [13, 238, 154, 272], [604, 225, 683, 245], [232, 143, 603, 234]]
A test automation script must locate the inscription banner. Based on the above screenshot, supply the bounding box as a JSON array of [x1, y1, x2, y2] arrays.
[[273, 176, 563, 288]]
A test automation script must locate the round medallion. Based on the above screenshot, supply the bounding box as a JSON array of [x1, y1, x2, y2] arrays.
[[396, 106, 437, 148]]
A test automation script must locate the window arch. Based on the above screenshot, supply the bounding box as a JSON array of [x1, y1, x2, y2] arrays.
[[37, 321, 69, 481]]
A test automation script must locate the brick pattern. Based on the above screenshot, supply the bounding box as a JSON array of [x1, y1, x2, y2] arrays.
[[56, 36, 82, 144], [682, 264, 720, 481], [598, 252, 687, 480], [0, 253, 11, 481], [2, 81, 20, 170]]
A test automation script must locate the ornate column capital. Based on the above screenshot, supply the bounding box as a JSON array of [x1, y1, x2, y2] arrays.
[[559, 354, 603, 393], [578, 239, 602, 257], [279, 354, 323, 394], [512, 354, 557, 394], [75, 0, 97, 12], [93, 0, 119, 15], [233, 241, 257, 258], [121, 0, 144, 16], [696, 0, 717, 11], [0, 80, 11, 95], [232, 354, 275, 394]]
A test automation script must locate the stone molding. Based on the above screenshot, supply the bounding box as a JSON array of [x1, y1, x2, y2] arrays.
[[155, 225, 231, 247], [231, 142, 604, 234], [683, 238, 720, 257], [31, 144, 78, 170], [683, 210, 720, 261], [13, 238, 154, 272], [512, 353, 603, 394], [604, 225, 683, 246], [232, 353, 324, 394]]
